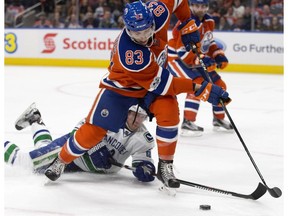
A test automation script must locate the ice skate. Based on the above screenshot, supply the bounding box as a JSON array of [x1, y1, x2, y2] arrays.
[[44, 157, 66, 181], [180, 119, 204, 137], [15, 103, 43, 130], [213, 117, 233, 132], [157, 159, 180, 188]]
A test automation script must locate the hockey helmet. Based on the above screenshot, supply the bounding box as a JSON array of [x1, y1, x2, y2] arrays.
[[123, 1, 154, 32], [129, 105, 147, 116], [189, 0, 209, 4]]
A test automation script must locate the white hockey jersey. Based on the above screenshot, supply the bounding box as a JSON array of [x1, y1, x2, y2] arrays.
[[72, 123, 155, 173], [6, 120, 155, 175]]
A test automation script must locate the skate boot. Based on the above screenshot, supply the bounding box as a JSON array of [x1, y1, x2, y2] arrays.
[[181, 119, 204, 137], [213, 117, 233, 131], [15, 103, 43, 130], [44, 157, 66, 181], [157, 159, 180, 188]]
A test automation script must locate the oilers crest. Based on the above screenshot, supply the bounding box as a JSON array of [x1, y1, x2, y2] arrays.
[[157, 45, 168, 67], [200, 31, 213, 54]]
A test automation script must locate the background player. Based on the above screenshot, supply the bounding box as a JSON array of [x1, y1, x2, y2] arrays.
[[5, 103, 156, 183], [44, 0, 230, 190], [167, 0, 233, 137]]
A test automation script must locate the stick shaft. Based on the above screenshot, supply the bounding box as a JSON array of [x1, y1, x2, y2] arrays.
[[191, 44, 278, 195], [110, 160, 266, 200]]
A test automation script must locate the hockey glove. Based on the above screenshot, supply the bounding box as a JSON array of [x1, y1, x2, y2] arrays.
[[195, 81, 231, 106], [195, 55, 216, 72], [213, 49, 228, 69], [133, 161, 155, 182], [88, 143, 114, 169], [177, 18, 200, 52]]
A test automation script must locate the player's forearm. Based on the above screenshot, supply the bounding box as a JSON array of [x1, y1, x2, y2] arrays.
[[166, 77, 202, 95]]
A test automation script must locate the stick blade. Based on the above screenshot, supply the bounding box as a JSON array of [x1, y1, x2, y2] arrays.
[[268, 187, 282, 198], [250, 183, 267, 200]]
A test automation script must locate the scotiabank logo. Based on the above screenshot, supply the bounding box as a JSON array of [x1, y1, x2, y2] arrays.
[[42, 33, 57, 53], [41, 33, 114, 53], [63, 38, 114, 50]]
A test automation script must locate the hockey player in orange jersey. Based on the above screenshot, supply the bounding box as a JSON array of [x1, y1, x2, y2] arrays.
[[45, 0, 231, 189], [167, 0, 233, 137]]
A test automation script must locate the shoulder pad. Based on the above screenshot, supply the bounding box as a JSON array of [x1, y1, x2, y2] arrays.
[[203, 14, 214, 21], [146, 1, 169, 32], [190, 14, 202, 27], [204, 14, 212, 20], [118, 30, 152, 72]]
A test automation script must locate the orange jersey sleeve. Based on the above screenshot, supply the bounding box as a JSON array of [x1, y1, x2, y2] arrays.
[[145, 0, 191, 60], [161, 0, 191, 22]]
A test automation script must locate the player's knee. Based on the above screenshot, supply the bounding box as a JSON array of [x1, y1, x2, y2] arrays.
[[75, 123, 107, 149], [150, 97, 180, 126], [160, 105, 180, 125]]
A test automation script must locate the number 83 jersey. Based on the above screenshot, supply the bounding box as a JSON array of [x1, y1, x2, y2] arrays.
[[100, 0, 192, 98]]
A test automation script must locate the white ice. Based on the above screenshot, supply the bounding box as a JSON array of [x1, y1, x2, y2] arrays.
[[4, 66, 284, 216]]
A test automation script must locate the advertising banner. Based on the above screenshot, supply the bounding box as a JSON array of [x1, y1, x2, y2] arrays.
[[4, 29, 283, 73]]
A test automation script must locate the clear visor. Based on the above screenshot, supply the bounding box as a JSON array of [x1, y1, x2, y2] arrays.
[[128, 25, 154, 46]]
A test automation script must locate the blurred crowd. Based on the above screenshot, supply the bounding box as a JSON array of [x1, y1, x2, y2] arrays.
[[5, 0, 283, 32]]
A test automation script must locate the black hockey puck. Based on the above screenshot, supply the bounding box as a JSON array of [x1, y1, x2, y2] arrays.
[[199, 205, 211, 210]]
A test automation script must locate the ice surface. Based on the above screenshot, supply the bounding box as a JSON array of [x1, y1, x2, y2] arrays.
[[4, 66, 284, 216]]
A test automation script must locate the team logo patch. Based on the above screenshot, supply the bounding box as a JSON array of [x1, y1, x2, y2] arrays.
[[150, 77, 161, 90], [101, 109, 109, 117], [157, 48, 167, 67], [134, 13, 143, 20], [144, 132, 154, 143], [201, 31, 213, 54], [146, 149, 152, 158]]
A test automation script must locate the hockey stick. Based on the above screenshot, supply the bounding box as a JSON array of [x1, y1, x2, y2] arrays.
[[110, 159, 267, 200], [191, 44, 282, 198]]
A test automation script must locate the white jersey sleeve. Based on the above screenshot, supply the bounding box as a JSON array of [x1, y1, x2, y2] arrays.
[[128, 124, 155, 165]]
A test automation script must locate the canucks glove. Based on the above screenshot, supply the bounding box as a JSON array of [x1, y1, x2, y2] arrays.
[[132, 161, 155, 182], [88, 143, 114, 169], [195, 81, 231, 106], [177, 18, 200, 52]]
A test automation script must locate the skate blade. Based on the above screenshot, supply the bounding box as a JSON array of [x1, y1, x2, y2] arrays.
[[43, 177, 56, 186], [180, 129, 203, 137], [14, 102, 36, 130], [158, 183, 177, 197], [213, 126, 234, 133]]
